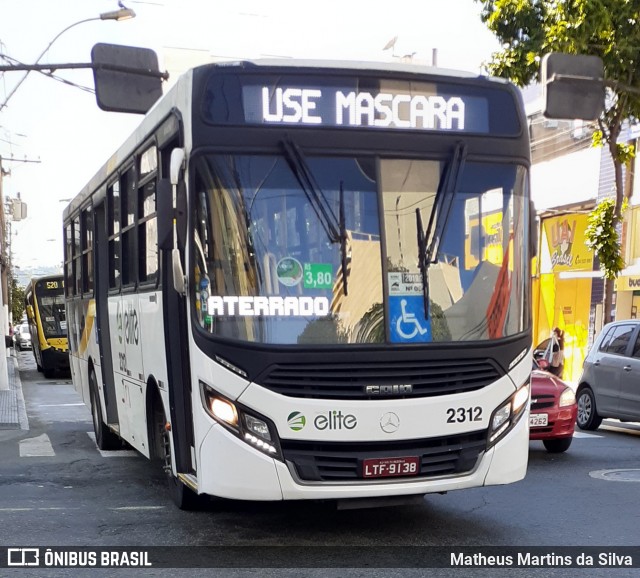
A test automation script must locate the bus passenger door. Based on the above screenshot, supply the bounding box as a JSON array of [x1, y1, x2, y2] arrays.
[[94, 200, 119, 426], [159, 144, 195, 476]]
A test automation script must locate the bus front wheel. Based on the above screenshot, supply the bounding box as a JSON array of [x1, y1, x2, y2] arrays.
[[157, 408, 201, 510], [89, 370, 121, 450]]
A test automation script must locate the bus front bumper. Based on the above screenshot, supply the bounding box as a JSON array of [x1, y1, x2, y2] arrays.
[[196, 414, 528, 501], [42, 348, 70, 372]]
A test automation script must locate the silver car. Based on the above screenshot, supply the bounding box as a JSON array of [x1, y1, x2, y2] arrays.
[[576, 319, 640, 430], [14, 324, 32, 350]]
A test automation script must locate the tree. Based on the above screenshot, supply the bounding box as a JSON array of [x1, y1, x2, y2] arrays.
[[477, 0, 640, 323], [10, 275, 26, 325]]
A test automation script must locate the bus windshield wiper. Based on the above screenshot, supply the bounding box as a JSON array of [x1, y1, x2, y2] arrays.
[[339, 180, 349, 295], [281, 139, 349, 294], [416, 142, 467, 317], [281, 139, 340, 242]]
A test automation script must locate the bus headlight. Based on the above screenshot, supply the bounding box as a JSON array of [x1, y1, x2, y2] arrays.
[[210, 398, 238, 427], [487, 381, 529, 448], [200, 382, 282, 460]]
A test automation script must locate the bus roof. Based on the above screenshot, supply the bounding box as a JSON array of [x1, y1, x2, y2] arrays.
[[63, 59, 520, 220], [191, 58, 504, 83], [28, 273, 64, 283]]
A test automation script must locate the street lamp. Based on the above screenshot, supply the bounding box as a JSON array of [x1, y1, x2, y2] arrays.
[[0, 6, 136, 110]]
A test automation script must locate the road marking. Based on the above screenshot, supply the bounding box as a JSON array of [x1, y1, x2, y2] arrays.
[[86, 432, 138, 457], [38, 403, 85, 407], [601, 424, 640, 436], [110, 506, 166, 511], [573, 431, 603, 438], [19, 433, 55, 457], [0, 506, 162, 512]]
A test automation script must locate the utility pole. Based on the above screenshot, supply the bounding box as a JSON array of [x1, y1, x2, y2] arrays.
[[0, 156, 8, 388], [0, 156, 37, 389]]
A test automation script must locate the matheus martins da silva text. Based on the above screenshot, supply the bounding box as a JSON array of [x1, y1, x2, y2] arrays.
[[451, 552, 634, 567]]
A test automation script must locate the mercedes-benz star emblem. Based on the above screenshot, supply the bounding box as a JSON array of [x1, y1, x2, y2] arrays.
[[380, 412, 400, 433]]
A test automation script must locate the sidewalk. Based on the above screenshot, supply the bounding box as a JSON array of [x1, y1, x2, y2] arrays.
[[0, 349, 29, 430]]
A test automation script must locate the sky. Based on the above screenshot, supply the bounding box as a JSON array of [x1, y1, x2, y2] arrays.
[[0, 0, 501, 272]]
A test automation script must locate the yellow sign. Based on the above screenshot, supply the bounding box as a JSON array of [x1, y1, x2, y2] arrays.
[[616, 275, 640, 291], [543, 214, 593, 272]]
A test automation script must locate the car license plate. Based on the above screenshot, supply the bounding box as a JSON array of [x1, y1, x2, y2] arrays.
[[529, 413, 549, 427], [362, 456, 420, 478]]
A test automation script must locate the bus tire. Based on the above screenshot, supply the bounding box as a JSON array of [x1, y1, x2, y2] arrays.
[[157, 407, 201, 510], [89, 369, 121, 450], [168, 468, 202, 511], [43, 368, 54, 379]]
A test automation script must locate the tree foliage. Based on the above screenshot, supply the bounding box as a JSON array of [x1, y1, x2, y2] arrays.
[[585, 197, 626, 280], [10, 276, 25, 325], [477, 0, 640, 322]]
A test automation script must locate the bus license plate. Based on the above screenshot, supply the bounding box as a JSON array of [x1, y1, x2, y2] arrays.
[[362, 456, 420, 478], [529, 414, 548, 427]]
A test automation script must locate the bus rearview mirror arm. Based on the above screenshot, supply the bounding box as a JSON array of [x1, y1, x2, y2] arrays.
[[170, 148, 185, 185], [158, 148, 187, 294], [169, 148, 187, 295]]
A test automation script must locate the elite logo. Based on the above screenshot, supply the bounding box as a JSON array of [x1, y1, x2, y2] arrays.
[[287, 410, 358, 431], [287, 411, 306, 431]]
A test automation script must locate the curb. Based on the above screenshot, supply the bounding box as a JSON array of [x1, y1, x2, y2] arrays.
[[0, 350, 29, 431]]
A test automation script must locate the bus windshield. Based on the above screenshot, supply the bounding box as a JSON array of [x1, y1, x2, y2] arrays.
[[35, 287, 67, 339], [192, 153, 529, 345]]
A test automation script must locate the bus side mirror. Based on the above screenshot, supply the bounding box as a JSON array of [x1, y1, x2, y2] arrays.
[[157, 178, 173, 251], [541, 53, 605, 120], [26, 305, 34, 320], [92, 43, 164, 114]]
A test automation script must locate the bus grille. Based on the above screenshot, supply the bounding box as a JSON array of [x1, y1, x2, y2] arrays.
[[258, 359, 502, 399], [281, 431, 487, 482]]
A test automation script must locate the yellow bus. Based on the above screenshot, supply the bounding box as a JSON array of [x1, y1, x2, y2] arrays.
[[24, 274, 70, 378]]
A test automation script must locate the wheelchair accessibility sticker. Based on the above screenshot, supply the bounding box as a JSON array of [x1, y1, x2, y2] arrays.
[[389, 296, 432, 343]]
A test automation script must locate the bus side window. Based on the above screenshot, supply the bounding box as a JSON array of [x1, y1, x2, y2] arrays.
[[81, 208, 94, 294], [138, 144, 158, 285], [73, 216, 81, 295], [64, 222, 74, 298], [121, 166, 138, 287], [107, 180, 121, 289]]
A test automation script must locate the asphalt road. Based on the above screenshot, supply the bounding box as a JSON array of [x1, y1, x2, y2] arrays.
[[1, 349, 639, 577]]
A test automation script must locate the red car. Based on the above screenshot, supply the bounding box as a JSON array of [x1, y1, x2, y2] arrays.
[[529, 360, 577, 453]]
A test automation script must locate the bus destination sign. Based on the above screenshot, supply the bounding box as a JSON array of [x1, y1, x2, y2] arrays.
[[260, 87, 469, 130], [201, 71, 522, 134], [243, 85, 489, 132]]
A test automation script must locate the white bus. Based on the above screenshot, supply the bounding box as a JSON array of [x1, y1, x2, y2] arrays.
[[63, 60, 534, 509]]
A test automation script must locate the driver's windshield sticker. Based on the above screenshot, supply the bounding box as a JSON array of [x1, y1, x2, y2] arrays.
[[389, 296, 432, 343], [388, 272, 423, 296], [276, 257, 303, 287], [303, 263, 333, 289], [208, 296, 329, 317]]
